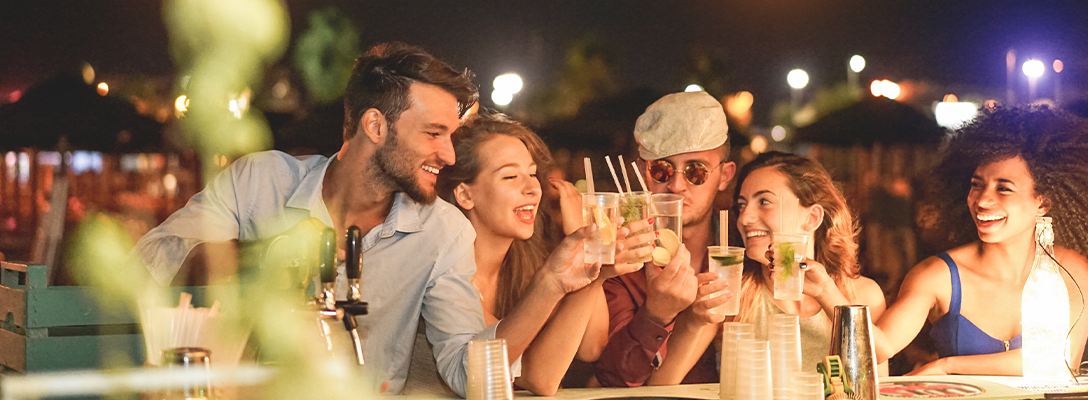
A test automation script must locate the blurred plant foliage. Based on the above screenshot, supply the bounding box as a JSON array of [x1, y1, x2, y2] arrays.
[[295, 7, 360, 104], [63, 2, 378, 397], [163, 0, 288, 179]]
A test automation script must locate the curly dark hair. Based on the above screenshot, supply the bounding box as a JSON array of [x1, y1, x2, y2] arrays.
[[926, 105, 1088, 256], [436, 114, 557, 319], [342, 42, 478, 140]]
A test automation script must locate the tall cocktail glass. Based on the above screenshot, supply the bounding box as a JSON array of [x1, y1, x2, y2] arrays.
[[772, 232, 809, 301], [708, 246, 746, 315], [649, 193, 683, 266], [582, 193, 620, 264], [620, 191, 652, 263]]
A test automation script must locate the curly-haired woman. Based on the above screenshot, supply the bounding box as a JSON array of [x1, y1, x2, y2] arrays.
[[809, 106, 1088, 375]]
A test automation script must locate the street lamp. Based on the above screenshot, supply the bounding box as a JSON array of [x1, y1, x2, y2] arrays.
[[848, 55, 865, 90], [1023, 59, 1044, 102], [787, 69, 808, 124]]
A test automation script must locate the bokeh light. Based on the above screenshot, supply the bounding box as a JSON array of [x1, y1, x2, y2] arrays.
[[491, 89, 513, 106], [493, 73, 524, 94], [684, 84, 704, 92], [750, 135, 768, 154], [787, 69, 809, 89], [771, 125, 787, 142], [849, 55, 866, 73], [1023, 59, 1045, 78], [1053, 59, 1064, 73], [934, 101, 978, 129], [96, 82, 109, 96], [870, 79, 900, 99]]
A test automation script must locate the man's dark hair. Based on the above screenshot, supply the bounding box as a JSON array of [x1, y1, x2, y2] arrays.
[[342, 42, 478, 140]]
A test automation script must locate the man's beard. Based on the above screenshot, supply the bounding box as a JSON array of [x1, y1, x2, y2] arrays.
[[373, 126, 437, 204]]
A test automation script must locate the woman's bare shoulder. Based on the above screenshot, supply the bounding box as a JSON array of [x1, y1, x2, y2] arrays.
[[848, 275, 886, 308], [1055, 245, 1088, 280]]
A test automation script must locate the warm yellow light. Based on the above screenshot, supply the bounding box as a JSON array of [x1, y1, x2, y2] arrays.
[[175, 95, 189, 112], [96, 82, 109, 96], [870, 80, 883, 97], [1053, 60, 1064, 74], [750, 135, 768, 154], [163, 174, 178, 194], [685, 84, 704, 92], [943, 94, 958, 103], [491, 89, 513, 106], [725, 91, 754, 116], [81, 63, 95, 85]]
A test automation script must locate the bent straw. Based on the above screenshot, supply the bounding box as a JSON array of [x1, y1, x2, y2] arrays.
[[618, 155, 633, 193], [631, 161, 648, 192], [605, 156, 625, 195], [583, 157, 595, 195]]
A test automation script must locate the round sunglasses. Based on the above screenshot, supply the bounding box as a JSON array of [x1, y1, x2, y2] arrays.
[[644, 158, 727, 186]]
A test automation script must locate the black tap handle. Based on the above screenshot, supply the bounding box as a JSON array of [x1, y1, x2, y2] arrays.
[[319, 228, 336, 283], [345, 226, 363, 280]]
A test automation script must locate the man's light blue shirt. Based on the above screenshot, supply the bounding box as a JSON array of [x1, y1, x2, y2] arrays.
[[132, 150, 492, 396]]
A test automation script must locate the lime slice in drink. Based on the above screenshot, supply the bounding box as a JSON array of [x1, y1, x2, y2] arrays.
[[711, 255, 744, 266]]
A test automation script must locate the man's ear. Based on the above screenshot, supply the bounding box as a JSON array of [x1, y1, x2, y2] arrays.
[[718, 162, 737, 192], [358, 108, 387, 144], [801, 204, 824, 233], [453, 183, 474, 211]]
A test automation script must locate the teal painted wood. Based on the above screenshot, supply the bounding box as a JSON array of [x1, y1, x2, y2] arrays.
[[25, 334, 146, 371]]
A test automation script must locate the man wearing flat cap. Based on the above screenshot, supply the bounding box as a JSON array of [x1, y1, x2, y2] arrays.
[[594, 91, 737, 387]]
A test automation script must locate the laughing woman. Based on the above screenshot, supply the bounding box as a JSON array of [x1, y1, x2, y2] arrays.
[[806, 106, 1088, 375], [731, 151, 887, 372], [435, 115, 647, 395]]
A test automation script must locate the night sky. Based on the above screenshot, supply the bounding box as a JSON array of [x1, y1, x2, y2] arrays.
[[2, 0, 1086, 122]]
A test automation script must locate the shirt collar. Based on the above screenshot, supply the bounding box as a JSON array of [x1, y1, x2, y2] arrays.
[[285, 153, 426, 235]]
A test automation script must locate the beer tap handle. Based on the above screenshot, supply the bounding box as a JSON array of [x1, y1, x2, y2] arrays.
[[319, 228, 336, 283]]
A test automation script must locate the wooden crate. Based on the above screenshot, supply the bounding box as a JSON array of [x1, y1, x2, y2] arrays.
[[0, 261, 227, 373]]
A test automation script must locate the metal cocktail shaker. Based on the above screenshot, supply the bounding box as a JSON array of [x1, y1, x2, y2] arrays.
[[829, 305, 878, 400]]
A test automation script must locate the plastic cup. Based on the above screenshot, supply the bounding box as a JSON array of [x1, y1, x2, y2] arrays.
[[720, 323, 755, 400], [467, 339, 513, 400], [708, 246, 745, 315], [582, 193, 621, 264], [620, 191, 653, 263], [790, 372, 826, 400], [734, 339, 772, 400], [648, 193, 684, 266], [772, 233, 809, 301], [769, 315, 803, 400]]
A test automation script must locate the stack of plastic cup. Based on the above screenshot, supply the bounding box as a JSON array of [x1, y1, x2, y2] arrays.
[[720, 322, 755, 400], [467, 339, 513, 400], [769, 315, 802, 400], [790, 372, 826, 400], [734, 339, 772, 400]]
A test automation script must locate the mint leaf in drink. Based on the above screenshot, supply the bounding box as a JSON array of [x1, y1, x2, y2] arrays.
[[620, 195, 646, 224], [776, 242, 795, 280]]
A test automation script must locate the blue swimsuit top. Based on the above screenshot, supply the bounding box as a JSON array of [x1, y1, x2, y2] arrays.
[[929, 253, 1022, 357]]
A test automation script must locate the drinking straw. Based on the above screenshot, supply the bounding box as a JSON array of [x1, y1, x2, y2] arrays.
[[583, 157, 595, 195], [721, 210, 728, 246], [631, 161, 648, 192], [793, 197, 800, 234], [618, 155, 633, 193], [605, 156, 625, 195]]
